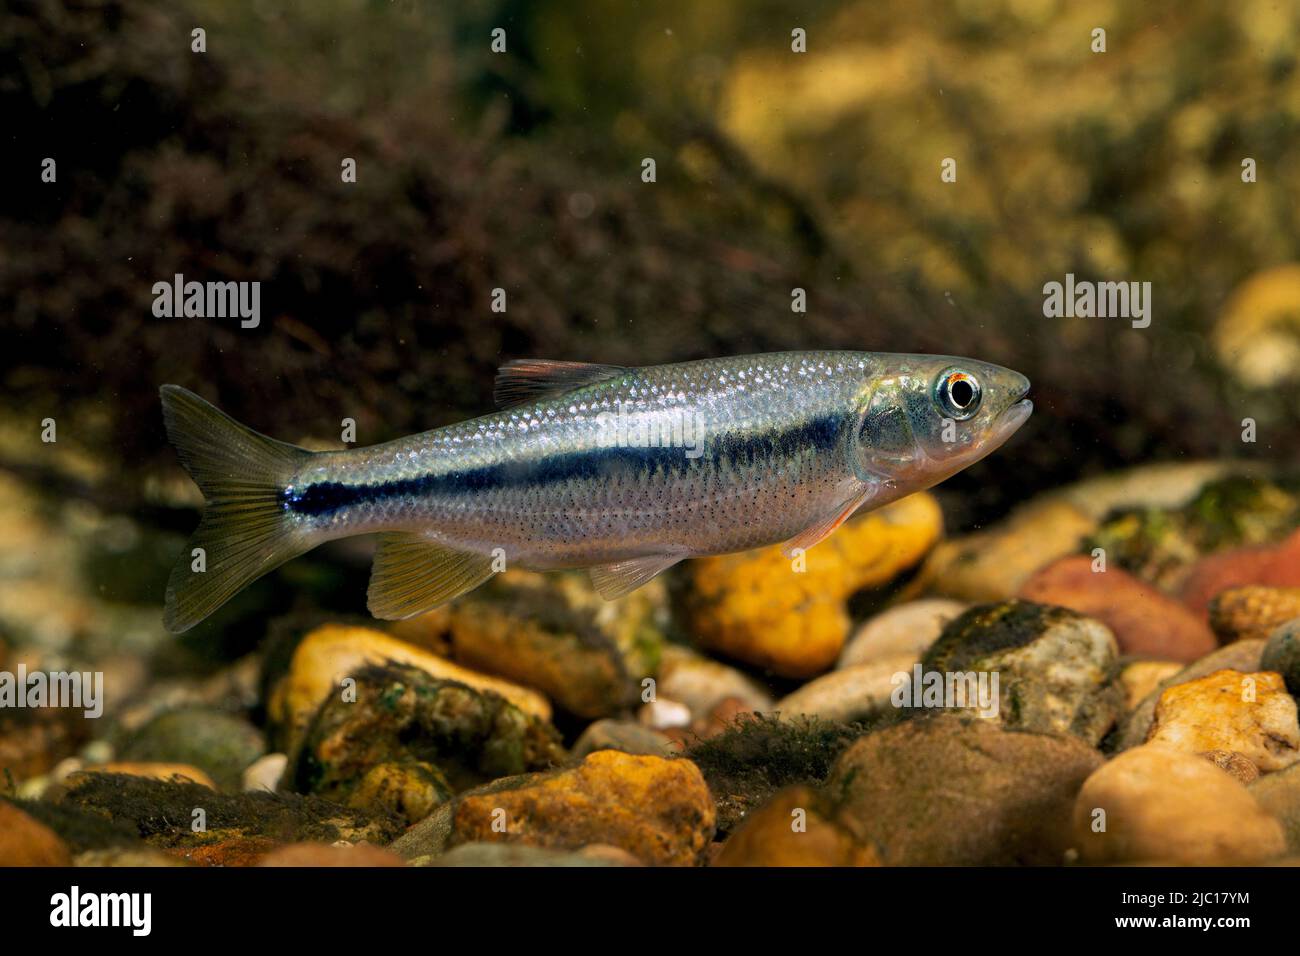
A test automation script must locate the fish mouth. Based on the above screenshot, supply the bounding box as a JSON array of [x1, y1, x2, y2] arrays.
[[993, 388, 1034, 441], [978, 375, 1033, 451]]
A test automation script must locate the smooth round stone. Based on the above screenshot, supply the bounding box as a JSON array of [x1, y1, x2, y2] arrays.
[[1073, 744, 1285, 865], [837, 599, 967, 669], [776, 654, 918, 724], [0, 801, 71, 866], [1250, 761, 1300, 854], [257, 842, 405, 867], [825, 716, 1103, 865], [1262, 617, 1300, 695], [117, 708, 264, 790], [921, 499, 1096, 602], [713, 786, 878, 867], [428, 843, 637, 867], [1118, 659, 1183, 712], [655, 645, 774, 719], [242, 753, 288, 793], [637, 698, 693, 730], [572, 719, 677, 759]]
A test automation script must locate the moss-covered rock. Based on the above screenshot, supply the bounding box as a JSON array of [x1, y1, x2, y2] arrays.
[[267, 623, 551, 755], [921, 600, 1123, 745], [60, 773, 400, 850], [4, 795, 144, 854], [683, 712, 876, 835], [1083, 475, 1300, 591], [290, 663, 565, 822], [345, 761, 453, 826], [71, 762, 216, 789]]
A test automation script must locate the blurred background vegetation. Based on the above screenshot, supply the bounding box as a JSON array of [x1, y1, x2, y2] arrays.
[[3, 0, 1300, 535]]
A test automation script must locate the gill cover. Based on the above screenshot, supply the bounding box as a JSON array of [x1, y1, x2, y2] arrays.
[[852, 374, 917, 483]]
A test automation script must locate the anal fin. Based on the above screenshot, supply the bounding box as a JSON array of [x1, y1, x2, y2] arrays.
[[588, 553, 682, 600], [367, 533, 497, 620]]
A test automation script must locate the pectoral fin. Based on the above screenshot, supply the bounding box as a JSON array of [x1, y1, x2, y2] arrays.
[[588, 553, 683, 600], [781, 483, 878, 558], [367, 533, 497, 620]]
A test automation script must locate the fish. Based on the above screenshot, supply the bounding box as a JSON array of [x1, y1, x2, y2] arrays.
[[159, 351, 1032, 633]]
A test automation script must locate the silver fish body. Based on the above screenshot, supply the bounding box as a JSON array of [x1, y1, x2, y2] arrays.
[[160, 351, 1031, 632]]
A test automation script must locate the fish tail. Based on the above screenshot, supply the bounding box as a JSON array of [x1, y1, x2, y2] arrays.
[[159, 385, 314, 633]]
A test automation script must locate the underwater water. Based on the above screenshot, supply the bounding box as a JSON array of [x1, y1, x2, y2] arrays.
[[2, 0, 1300, 926]]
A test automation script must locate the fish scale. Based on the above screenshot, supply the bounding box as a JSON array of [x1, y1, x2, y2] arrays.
[[292, 352, 866, 563]]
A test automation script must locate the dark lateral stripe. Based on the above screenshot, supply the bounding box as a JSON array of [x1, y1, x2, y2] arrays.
[[283, 412, 846, 517]]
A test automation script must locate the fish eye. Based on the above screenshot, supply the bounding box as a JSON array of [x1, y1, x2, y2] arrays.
[[934, 368, 982, 421]]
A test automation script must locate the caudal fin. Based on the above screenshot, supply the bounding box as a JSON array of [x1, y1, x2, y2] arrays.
[[160, 385, 314, 633]]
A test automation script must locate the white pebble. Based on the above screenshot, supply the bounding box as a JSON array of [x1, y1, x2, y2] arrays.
[[242, 752, 288, 793]]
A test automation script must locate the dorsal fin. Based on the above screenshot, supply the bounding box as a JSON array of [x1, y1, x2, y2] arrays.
[[493, 359, 628, 409]]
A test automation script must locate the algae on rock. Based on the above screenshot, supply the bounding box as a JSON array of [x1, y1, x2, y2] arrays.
[[1084, 475, 1300, 590], [290, 662, 565, 820]]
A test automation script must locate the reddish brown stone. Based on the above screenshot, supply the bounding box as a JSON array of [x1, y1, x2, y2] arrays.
[[1018, 556, 1216, 661], [257, 842, 405, 867], [1180, 531, 1300, 617], [713, 786, 880, 867], [0, 801, 72, 866]]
